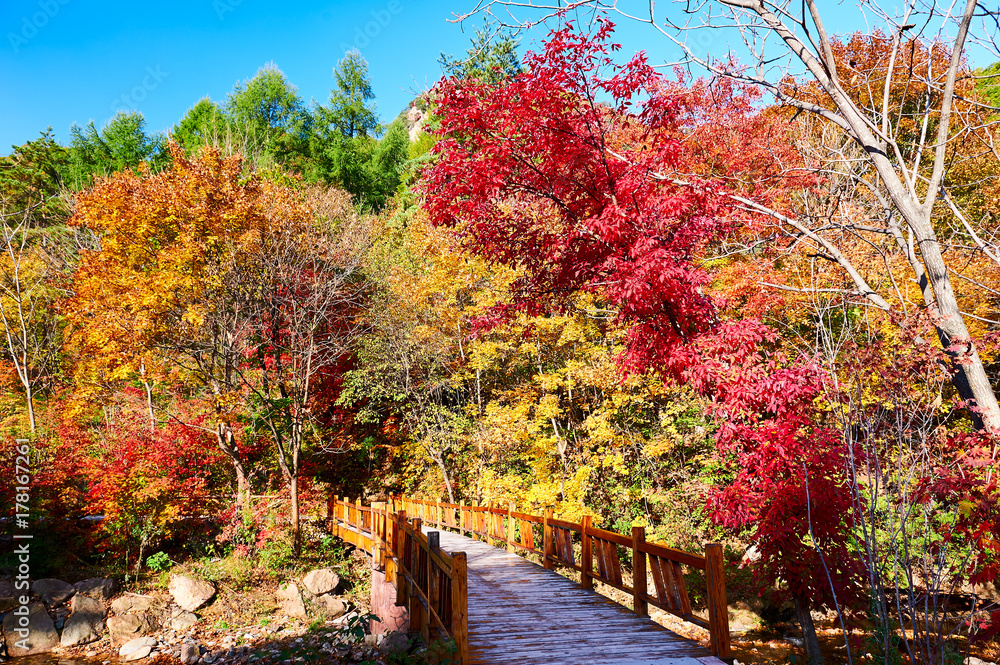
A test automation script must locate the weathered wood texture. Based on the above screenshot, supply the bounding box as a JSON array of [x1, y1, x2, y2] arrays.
[[329, 496, 731, 665], [433, 528, 725, 665], [396, 496, 731, 660], [328, 499, 469, 663]]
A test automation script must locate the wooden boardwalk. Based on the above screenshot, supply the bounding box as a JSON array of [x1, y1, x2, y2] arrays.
[[432, 528, 726, 665]]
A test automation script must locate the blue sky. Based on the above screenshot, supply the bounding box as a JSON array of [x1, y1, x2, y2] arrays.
[[1, 1, 993, 154], [1, 0, 487, 151]]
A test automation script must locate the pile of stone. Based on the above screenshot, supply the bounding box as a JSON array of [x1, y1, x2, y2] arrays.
[[0, 573, 213, 660], [274, 568, 348, 621]]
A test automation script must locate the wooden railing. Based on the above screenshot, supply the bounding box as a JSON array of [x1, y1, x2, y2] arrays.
[[327, 497, 469, 663], [394, 495, 731, 660]]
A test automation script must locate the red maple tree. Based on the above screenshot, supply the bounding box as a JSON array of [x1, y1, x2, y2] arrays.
[[423, 18, 863, 631]]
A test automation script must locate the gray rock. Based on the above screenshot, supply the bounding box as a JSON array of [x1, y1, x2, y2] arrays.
[[107, 611, 158, 644], [180, 642, 200, 665], [169, 575, 215, 612], [0, 580, 20, 613], [166, 606, 199, 631], [61, 593, 107, 647], [74, 578, 117, 601], [110, 593, 155, 615], [301, 568, 339, 596], [31, 579, 75, 606], [120, 636, 157, 656], [378, 632, 412, 657], [2, 601, 59, 656], [315, 596, 348, 619], [124, 645, 152, 661], [275, 582, 306, 619]]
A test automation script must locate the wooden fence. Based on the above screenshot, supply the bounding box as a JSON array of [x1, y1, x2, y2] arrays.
[[393, 495, 731, 660], [327, 497, 469, 662]]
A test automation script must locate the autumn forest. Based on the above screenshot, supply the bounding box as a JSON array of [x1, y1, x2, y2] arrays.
[[3, 2, 1000, 664]]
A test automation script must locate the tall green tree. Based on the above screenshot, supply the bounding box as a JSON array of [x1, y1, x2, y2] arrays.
[[324, 49, 378, 139], [439, 24, 522, 84], [171, 98, 227, 156], [0, 129, 70, 226], [68, 112, 167, 188], [224, 64, 307, 163], [307, 51, 408, 211]]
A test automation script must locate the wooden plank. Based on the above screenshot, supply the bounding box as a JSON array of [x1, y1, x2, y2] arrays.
[[587, 525, 633, 548], [661, 555, 680, 611], [428, 528, 712, 665], [507, 504, 516, 553], [640, 539, 707, 570], [548, 517, 582, 531], [543, 507, 554, 570], [705, 542, 731, 659], [451, 551, 469, 664], [520, 519, 535, 551], [632, 526, 648, 618], [604, 542, 622, 585], [673, 560, 693, 616], [334, 496, 720, 664], [649, 555, 668, 608], [561, 528, 575, 566]]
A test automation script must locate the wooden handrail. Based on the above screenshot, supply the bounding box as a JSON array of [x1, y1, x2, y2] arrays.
[[389, 494, 731, 660], [326, 497, 470, 664]]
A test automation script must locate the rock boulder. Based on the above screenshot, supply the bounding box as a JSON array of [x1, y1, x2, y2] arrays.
[[111, 593, 155, 615], [3, 602, 59, 656], [74, 577, 117, 601], [31, 578, 75, 606], [275, 582, 306, 619], [0, 580, 20, 613], [120, 636, 157, 662], [168, 575, 215, 612], [316, 595, 348, 619], [165, 605, 199, 631], [302, 568, 340, 596], [107, 611, 158, 644], [60, 593, 107, 647]]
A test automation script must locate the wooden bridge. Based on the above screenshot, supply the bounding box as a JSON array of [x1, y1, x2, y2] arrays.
[[328, 495, 732, 665]]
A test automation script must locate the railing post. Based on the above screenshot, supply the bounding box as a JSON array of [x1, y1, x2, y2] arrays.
[[581, 515, 593, 589], [459, 500, 466, 536], [543, 506, 554, 570], [395, 513, 409, 607], [370, 501, 379, 565], [632, 526, 648, 617], [435, 499, 442, 528], [705, 543, 731, 659], [507, 503, 516, 553], [451, 551, 469, 664], [428, 531, 439, 644], [411, 517, 426, 643]]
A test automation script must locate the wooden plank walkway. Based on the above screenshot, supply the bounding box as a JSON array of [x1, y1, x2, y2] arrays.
[[430, 528, 726, 665]]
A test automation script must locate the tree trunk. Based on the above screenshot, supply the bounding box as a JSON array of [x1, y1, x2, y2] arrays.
[[215, 422, 248, 510], [917, 237, 1000, 432], [431, 450, 456, 504], [290, 474, 300, 554], [793, 592, 825, 665], [24, 383, 35, 433]]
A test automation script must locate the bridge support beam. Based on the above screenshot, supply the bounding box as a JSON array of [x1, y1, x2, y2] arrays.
[[369, 569, 409, 635]]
